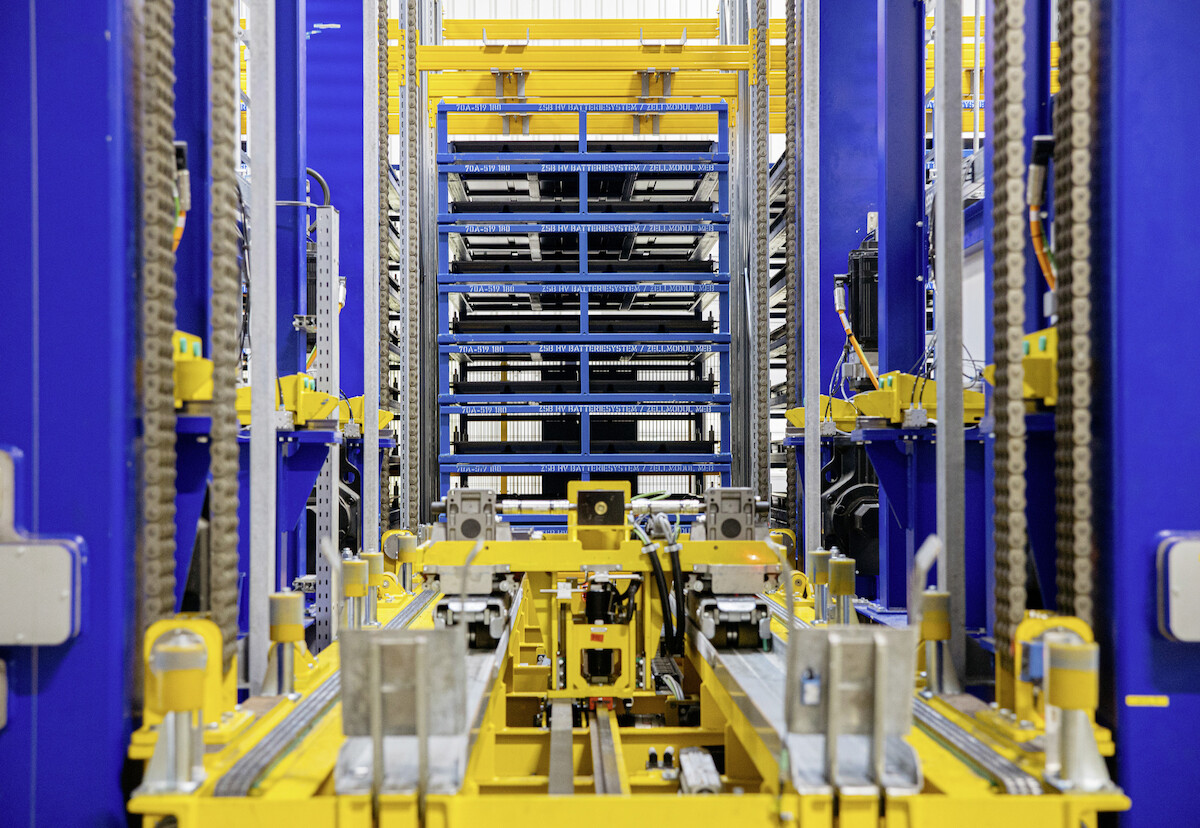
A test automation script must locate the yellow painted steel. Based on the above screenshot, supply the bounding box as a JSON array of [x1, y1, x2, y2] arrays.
[[416, 44, 751, 73], [337, 394, 396, 429], [173, 330, 214, 408], [440, 19, 721, 41], [426, 70, 740, 101], [235, 373, 339, 427], [129, 617, 253, 761], [128, 492, 1129, 826], [786, 396, 858, 431], [983, 327, 1059, 406], [853, 371, 987, 425]]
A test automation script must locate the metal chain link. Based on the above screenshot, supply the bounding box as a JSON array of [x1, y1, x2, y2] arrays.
[[990, 0, 1030, 668], [140, 0, 180, 637], [209, 0, 242, 668], [405, 0, 421, 531], [379, 0, 392, 529], [784, 0, 799, 529], [754, 0, 771, 501], [1053, 0, 1095, 627]]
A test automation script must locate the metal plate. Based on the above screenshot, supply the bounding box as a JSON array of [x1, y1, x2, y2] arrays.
[[0, 542, 80, 645], [1158, 535, 1200, 642]]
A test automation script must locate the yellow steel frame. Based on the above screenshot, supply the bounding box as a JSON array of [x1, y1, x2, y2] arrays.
[[128, 519, 1128, 827], [385, 16, 1042, 136]]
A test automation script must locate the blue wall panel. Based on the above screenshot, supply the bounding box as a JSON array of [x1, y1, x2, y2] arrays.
[[306, 1, 365, 396], [0, 1, 138, 824], [1095, 1, 1200, 823]]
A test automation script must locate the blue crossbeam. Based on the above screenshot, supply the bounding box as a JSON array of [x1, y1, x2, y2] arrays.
[[440, 283, 728, 295], [440, 394, 730, 405]]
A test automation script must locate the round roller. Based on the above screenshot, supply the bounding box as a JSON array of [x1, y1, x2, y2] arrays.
[[269, 591, 305, 643], [829, 557, 857, 597], [343, 558, 369, 598], [1047, 639, 1099, 711], [151, 628, 207, 712], [363, 551, 385, 587], [920, 590, 951, 642], [810, 548, 832, 586]]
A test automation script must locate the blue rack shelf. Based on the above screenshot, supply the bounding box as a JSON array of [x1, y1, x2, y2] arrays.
[[437, 101, 732, 510]]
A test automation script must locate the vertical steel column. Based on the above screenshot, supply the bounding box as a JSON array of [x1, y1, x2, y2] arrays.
[[419, 0, 441, 521], [801, 0, 821, 566], [247, 0, 278, 694], [752, 0, 771, 501], [784, 0, 799, 537], [720, 0, 753, 489], [933, 0, 966, 678], [362, 0, 381, 557], [313, 206, 340, 648]]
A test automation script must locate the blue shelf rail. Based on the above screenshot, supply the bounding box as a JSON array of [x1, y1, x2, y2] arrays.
[[437, 101, 732, 508]]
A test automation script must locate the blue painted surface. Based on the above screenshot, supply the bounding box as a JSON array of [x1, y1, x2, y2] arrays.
[[0, 2, 138, 824], [174, 417, 214, 609], [306, 0, 365, 396], [277, 0, 309, 377], [1094, 1, 1200, 823], [813, 0, 879, 384], [875, 0, 926, 376], [786, 429, 988, 629], [173, 1, 214, 342]]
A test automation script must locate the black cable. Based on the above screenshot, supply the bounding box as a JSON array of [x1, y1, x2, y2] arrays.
[[667, 543, 686, 655], [646, 544, 674, 653], [614, 578, 641, 624]]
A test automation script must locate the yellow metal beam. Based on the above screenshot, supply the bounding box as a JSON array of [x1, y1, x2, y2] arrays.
[[425, 70, 740, 100], [441, 18, 720, 41], [398, 112, 726, 136], [415, 44, 751, 72]]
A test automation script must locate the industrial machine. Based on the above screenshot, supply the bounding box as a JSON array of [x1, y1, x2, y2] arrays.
[[123, 484, 1127, 826], [2, 0, 1198, 826]]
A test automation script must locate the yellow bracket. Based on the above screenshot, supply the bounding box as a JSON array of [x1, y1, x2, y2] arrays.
[[172, 330, 213, 409], [748, 27, 758, 85], [854, 371, 986, 425], [337, 395, 396, 430], [786, 396, 859, 431], [129, 616, 250, 761], [235, 373, 339, 428], [982, 326, 1058, 407]]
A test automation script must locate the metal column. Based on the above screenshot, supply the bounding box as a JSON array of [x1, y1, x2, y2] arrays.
[[800, 0, 821, 562], [313, 206, 340, 647], [247, 0, 278, 694], [932, 0, 966, 679], [362, 0, 381, 557]]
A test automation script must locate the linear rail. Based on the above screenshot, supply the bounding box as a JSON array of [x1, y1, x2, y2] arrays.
[[213, 590, 438, 797], [912, 697, 1042, 796]]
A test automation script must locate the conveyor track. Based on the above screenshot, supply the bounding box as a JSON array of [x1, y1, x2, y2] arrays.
[[912, 698, 1042, 796], [213, 590, 437, 797]]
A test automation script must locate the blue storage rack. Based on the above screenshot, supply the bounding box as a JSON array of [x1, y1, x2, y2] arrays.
[[436, 103, 732, 521]]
